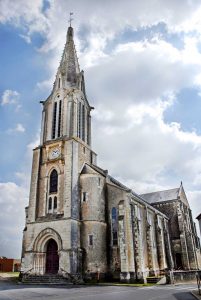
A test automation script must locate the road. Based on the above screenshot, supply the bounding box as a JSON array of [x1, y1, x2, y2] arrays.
[[0, 282, 197, 300]]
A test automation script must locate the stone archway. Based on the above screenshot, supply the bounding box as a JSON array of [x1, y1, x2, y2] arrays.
[[45, 239, 59, 274], [32, 228, 62, 275]]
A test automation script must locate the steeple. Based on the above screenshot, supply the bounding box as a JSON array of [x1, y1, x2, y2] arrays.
[[54, 25, 80, 90], [40, 23, 92, 146]]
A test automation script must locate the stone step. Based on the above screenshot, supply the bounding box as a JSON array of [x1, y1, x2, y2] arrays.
[[146, 276, 164, 284], [22, 275, 71, 284]]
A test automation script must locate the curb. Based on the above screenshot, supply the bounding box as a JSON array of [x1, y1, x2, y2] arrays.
[[191, 291, 201, 300]]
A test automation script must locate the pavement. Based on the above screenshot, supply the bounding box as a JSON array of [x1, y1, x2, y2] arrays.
[[0, 281, 199, 300], [191, 290, 201, 300]]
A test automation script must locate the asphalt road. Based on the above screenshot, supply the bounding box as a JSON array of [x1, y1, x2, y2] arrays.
[[0, 282, 197, 300]]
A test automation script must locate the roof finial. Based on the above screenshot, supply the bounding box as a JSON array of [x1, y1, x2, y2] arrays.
[[68, 12, 73, 27]]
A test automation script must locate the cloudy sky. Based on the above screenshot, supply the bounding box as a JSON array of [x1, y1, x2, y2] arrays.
[[1, 0, 201, 258]]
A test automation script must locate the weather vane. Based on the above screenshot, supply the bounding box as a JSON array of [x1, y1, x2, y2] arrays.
[[69, 12, 73, 27]]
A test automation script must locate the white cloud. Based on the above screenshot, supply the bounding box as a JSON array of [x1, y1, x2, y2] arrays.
[[1, 89, 20, 106], [0, 0, 49, 40], [0, 182, 28, 258], [26, 133, 40, 152], [16, 123, 25, 132], [7, 123, 26, 134], [19, 34, 31, 44], [0, 133, 40, 257]]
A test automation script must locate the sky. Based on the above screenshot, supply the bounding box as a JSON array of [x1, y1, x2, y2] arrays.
[[0, 0, 201, 258]]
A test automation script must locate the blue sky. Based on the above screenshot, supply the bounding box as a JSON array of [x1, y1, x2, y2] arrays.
[[1, 0, 201, 258]]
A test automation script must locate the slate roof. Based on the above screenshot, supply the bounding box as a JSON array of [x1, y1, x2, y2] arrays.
[[140, 187, 180, 204], [196, 213, 201, 220]]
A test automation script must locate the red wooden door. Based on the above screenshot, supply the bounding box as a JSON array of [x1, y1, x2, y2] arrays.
[[46, 239, 59, 274]]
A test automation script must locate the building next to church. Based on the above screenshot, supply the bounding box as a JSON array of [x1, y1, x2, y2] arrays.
[[21, 24, 201, 283], [0, 257, 21, 272]]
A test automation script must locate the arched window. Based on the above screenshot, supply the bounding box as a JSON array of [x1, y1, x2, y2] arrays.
[[54, 196, 57, 209], [49, 169, 58, 193], [112, 207, 118, 246], [57, 100, 62, 137], [48, 197, 52, 210], [78, 102, 81, 138], [82, 104, 85, 141], [52, 102, 57, 139]]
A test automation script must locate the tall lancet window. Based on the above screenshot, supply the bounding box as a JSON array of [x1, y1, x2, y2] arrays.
[[49, 169, 58, 193], [78, 102, 81, 138], [52, 102, 57, 139], [82, 104, 85, 141], [58, 100, 62, 137], [87, 114, 90, 145], [111, 207, 118, 246]]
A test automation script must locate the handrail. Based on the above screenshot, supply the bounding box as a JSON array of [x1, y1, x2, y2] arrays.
[[21, 267, 34, 276], [60, 268, 82, 284]]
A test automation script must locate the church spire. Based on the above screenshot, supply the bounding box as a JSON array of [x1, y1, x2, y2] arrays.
[[41, 19, 91, 145], [54, 21, 80, 90]]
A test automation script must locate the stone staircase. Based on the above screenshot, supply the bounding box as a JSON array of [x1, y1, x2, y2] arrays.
[[146, 276, 166, 284], [22, 274, 71, 285]]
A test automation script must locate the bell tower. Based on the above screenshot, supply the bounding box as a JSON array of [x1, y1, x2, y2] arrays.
[[40, 25, 92, 145], [21, 24, 97, 277]]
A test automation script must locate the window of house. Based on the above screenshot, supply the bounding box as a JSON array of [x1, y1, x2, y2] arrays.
[[89, 235, 93, 246], [98, 177, 101, 187], [49, 169, 58, 193], [58, 78, 61, 88]]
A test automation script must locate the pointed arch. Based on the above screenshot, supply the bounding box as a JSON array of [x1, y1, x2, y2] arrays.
[[33, 228, 62, 252], [46, 164, 62, 177], [49, 169, 58, 193]]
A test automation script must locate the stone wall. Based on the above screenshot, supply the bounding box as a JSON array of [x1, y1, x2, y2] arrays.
[[153, 199, 201, 270], [80, 171, 107, 274]]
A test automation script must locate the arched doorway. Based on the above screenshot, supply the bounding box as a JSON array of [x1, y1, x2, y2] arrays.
[[45, 239, 59, 274], [175, 253, 183, 270]]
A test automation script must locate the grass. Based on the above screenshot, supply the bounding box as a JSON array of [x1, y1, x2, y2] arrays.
[[0, 272, 20, 283], [85, 282, 156, 287], [0, 272, 20, 278]]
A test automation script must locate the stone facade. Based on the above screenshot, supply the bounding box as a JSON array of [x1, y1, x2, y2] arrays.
[[21, 25, 201, 283], [141, 185, 201, 271]]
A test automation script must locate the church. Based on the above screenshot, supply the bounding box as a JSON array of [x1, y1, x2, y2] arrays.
[[21, 24, 201, 283]]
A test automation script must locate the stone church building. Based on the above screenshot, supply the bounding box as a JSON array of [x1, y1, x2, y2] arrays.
[[21, 25, 201, 283]]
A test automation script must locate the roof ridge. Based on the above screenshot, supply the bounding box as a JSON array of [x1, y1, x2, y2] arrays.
[[140, 187, 179, 195]]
